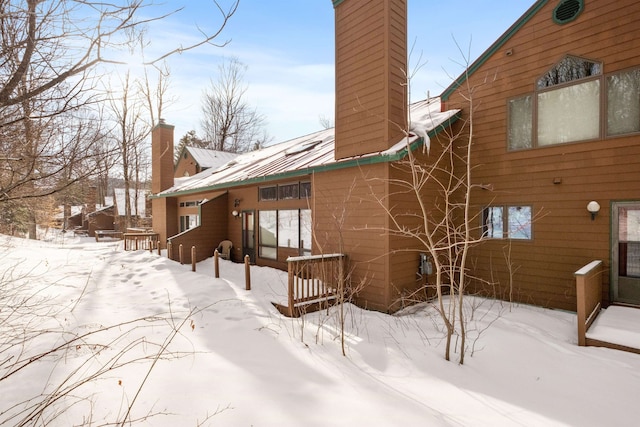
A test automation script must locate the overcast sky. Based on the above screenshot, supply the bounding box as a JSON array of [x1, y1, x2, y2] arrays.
[[135, 1, 535, 144]]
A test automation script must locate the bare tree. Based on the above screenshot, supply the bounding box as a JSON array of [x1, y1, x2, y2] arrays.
[[0, 0, 239, 116], [0, 0, 239, 233], [108, 72, 149, 229], [201, 57, 268, 153]]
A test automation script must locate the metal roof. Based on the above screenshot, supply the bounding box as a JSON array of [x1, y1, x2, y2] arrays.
[[158, 98, 459, 198]]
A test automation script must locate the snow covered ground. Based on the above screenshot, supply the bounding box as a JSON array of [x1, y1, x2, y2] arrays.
[[1, 233, 640, 426]]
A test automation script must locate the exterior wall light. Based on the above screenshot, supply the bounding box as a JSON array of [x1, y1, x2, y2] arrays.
[[232, 210, 239, 218], [587, 201, 600, 221]]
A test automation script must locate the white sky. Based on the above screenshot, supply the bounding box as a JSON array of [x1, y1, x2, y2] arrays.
[[115, 1, 536, 143]]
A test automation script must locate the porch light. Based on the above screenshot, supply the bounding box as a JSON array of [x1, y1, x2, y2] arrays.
[[587, 201, 600, 221], [232, 210, 239, 218]]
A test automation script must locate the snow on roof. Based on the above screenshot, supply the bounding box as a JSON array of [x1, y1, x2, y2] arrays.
[[113, 188, 147, 216], [159, 98, 459, 197], [54, 205, 83, 220], [184, 147, 239, 170]]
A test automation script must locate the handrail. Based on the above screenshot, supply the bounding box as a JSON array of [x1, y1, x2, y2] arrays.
[[123, 232, 159, 251], [575, 260, 603, 346], [279, 253, 346, 317]]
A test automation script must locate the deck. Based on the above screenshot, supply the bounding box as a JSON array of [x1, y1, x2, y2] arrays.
[[585, 305, 640, 354], [575, 260, 640, 355]]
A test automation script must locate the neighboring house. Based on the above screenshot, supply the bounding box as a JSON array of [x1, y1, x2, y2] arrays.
[[113, 188, 151, 229], [152, 0, 640, 313], [174, 146, 239, 177]]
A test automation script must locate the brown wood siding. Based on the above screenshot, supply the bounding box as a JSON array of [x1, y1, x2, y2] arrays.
[[151, 197, 177, 245], [386, 133, 459, 309], [168, 192, 228, 264], [334, 0, 407, 160], [444, 0, 640, 310], [151, 123, 174, 194], [313, 164, 391, 311], [174, 152, 198, 178]]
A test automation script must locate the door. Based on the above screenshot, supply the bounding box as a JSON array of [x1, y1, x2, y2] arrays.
[[612, 202, 640, 305], [242, 211, 256, 263]]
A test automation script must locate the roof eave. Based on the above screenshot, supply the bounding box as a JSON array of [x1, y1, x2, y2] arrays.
[[441, 0, 549, 101]]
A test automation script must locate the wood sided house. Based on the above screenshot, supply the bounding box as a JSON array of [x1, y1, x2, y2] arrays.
[[151, 0, 640, 336], [174, 146, 238, 178]]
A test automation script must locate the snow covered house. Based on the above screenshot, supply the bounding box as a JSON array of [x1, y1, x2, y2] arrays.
[[152, 0, 640, 314]]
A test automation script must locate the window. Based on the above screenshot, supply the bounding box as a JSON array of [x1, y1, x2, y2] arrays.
[[300, 209, 312, 254], [607, 68, 640, 136], [537, 79, 600, 145], [508, 96, 532, 150], [300, 182, 311, 199], [259, 181, 312, 201], [278, 210, 299, 248], [278, 183, 299, 200], [259, 186, 277, 201], [482, 206, 532, 240], [258, 209, 312, 259], [508, 55, 606, 150], [259, 210, 277, 259]]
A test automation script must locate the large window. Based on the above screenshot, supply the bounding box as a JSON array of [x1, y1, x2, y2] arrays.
[[259, 210, 277, 259], [508, 57, 640, 150], [607, 68, 640, 136], [482, 206, 532, 240], [278, 210, 299, 248], [258, 209, 311, 259]]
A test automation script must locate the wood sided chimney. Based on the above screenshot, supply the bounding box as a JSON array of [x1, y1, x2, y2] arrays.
[[151, 118, 175, 194], [333, 0, 408, 160]]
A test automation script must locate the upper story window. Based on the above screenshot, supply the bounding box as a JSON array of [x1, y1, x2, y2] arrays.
[[508, 57, 640, 150], [259, 181, 312, 201], [536, 55, 601, 89]]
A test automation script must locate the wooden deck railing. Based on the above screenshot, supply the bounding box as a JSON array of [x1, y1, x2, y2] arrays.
[[123, 232, 159, 251], [575, 260, 603, 346], [274, 253, 346, 318]]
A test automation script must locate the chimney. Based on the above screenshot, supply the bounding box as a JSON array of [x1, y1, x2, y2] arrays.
[[333, 0, 408, 160], [151, 119, 175, 194], [86, 185, 97, 213]]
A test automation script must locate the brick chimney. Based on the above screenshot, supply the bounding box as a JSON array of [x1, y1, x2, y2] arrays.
[[333, 0, 408, 160], [151, 119, 175, 194]]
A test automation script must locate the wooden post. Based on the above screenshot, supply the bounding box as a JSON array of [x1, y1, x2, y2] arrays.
[[214, 249, 220, 278], [575, 260, 603, 347], [167, 241, 172, 259], [287, 260, 295, 318], [179, 244, 184, 265], [244, 254, 251, 291], [157, 241, 161, 256], [191, 246, 196, 272]]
